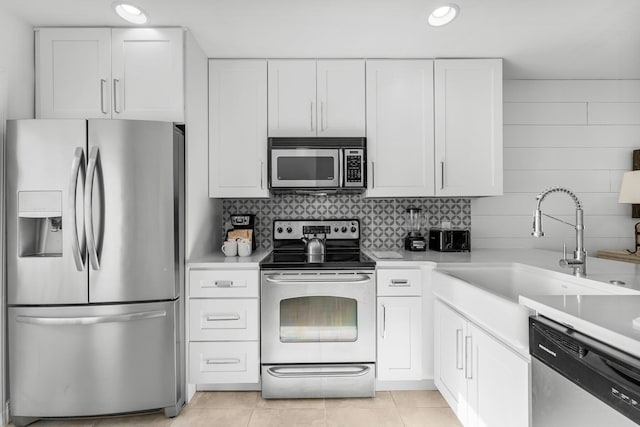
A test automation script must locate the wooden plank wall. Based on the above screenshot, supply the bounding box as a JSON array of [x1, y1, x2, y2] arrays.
[[472, 80, 640, 251]]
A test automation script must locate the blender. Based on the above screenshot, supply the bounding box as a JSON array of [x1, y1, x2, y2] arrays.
[[403, 207, 427, 251]]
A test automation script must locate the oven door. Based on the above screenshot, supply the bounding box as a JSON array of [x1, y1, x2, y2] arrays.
[[261, 270, 375, 364], [270, 149, 341, 188]]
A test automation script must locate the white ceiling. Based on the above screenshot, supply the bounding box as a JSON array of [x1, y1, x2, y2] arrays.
[[3, 0, 640, 79]]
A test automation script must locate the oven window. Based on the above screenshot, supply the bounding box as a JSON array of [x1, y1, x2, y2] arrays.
[[279, 296, 357, 342], [277, 157, 335, 181]]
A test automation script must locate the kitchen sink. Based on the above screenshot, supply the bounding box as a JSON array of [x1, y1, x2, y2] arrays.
[[432, 262, 630, 356]]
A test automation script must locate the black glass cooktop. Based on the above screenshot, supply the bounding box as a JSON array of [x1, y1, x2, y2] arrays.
[[260, 250, 375, 270]]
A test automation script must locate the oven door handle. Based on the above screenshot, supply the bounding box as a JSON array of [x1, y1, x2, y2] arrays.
[[264, 275, 372, 285], [266, 365, 371, 378]]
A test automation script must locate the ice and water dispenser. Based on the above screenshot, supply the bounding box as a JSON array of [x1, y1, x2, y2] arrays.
[[18, 191, 63, 257]]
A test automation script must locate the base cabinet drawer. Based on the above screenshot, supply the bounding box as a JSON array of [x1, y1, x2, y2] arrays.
[[189, 341, 259, 384], [189, 269, 259, 298], [377, 269, 422, 296], [189, 299, 259, 341]]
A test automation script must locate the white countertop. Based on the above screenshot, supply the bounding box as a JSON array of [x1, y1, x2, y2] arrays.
[[520, 295, 640, 359], [366, 248, 640, 292], [188, 248, 269, 268]]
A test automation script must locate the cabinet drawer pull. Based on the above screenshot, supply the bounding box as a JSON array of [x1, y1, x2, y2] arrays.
[[205, 313, 241, 322], [213, 280, 233, 288], [205, 358, 241, 365], [465, 335, 473, 379], [390, 279, 410, 287]]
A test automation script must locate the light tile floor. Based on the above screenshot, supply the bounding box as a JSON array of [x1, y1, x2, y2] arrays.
[[9, 391, 462, 427]]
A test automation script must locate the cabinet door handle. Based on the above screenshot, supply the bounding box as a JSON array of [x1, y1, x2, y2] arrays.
[[440, 161, 445, 190], [390, 279, 410, 287], [320, 101, 325, 132], [456, 329, 463, 370], [100, 79, 107, 114], [382, 304, 387, 339], [371, 161, 375, 189], [113, 78, 120, 114], [310, 101, 315, 132], [465, 335, 473, 379], [260, 161, 264, 189]]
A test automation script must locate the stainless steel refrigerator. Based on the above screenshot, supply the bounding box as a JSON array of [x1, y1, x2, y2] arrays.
[[6, 119, 184, 426]]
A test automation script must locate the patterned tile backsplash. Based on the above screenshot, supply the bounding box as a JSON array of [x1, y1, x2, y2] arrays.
[[222, 195, 471, 250]]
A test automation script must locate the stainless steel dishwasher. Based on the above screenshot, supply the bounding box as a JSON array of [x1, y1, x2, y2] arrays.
[[530, 315, 640, 427]]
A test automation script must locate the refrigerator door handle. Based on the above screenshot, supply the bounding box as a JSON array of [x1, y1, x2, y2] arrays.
[[15, 310, 167, 326], [85, 146, 100, 270], [69, 147, 86, 271]]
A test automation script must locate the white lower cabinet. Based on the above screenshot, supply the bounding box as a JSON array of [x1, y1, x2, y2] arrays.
[[189, 341, 260, 384], [376, 269, 423, 382], [434, 299, 529, 427], [188, 268, 260, 385], [377, 297, 422, 380]]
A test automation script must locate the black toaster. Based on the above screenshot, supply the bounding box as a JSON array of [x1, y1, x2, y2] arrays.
[[428, 229, 471, 252]]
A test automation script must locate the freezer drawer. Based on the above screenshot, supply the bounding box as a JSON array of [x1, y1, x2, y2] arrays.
[[9, 301, 179, 417]]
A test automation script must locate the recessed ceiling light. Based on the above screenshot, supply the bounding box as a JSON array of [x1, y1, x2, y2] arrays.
[[112, 2, 148, 24], [428, 4, 459, 27]]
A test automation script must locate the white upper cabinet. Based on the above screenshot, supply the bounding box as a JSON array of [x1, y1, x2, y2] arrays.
[[36, 27, 184, 122], [434, 59, 503, 196], [111, 28, 184, 121], [366, 60, 435, 198], [208, 60, 268, 198], [36, 28, 111, 119], [268, 60, 365, 137], [316, 60, 365, 137], [268, 60, 316, 137]]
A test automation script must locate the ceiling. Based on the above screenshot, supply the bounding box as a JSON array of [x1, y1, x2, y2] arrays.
[[3, 0, 640, 79]]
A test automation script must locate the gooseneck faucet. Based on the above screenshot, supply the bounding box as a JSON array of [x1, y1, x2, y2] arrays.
[[532, 187, 587, 277]]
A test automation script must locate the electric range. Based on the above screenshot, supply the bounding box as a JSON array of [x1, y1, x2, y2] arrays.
[[259, 218, 376, 399], [259, 218, 375, 270]]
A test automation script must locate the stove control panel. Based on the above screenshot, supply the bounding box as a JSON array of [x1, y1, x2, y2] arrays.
[[273, 219, 360, 240]]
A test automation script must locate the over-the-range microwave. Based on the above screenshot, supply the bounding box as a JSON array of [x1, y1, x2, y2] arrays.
[[268, 137, 366, 194]]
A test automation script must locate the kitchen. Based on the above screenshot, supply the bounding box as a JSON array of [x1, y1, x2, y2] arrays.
[[0, 0, 639, 426]]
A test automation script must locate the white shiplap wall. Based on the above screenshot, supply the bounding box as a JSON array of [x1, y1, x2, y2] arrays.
[[472, 80, 640, 252]]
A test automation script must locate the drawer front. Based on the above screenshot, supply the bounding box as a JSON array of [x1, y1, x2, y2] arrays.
[[9, 302, 177, 417], [377, 269, 422, 296], [189, 299, 259, 341], [189, 269, 259, 298], [189, 341, 259, 384]]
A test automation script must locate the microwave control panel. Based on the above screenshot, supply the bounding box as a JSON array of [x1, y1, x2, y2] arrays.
[[344, 149, 364, 187]]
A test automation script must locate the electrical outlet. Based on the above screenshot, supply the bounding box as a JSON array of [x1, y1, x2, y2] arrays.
[[441, 221, 451, 229]]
